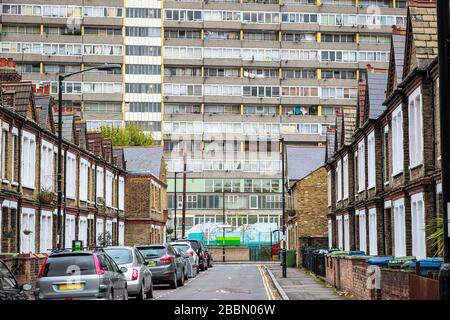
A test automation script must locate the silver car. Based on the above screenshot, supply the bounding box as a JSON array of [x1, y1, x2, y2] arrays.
[[105, 246, 153, 299], [35, 250, 128, 300], [170, 241, 198, 278]]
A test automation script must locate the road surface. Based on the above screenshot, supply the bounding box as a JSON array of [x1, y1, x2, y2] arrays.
[[153, 264, 272, 300]]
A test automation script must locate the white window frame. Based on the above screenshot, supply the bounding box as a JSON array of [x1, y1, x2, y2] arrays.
[[1, 127, 8, 180], [118, 176, 125, 210], [343, 214, 350, 251], [65, 215, 76, 247], [79, 158, 89, 202], [105, 170, 113, 208], [358, 209, 367, 253], [336, 215, 343, 250], [392, 104, 404, 176], [96, 167, 104, 199], [368, 208, 378, 255], [21, 131, 36, 189], [328, 219, 333, 249], [119, 221, 125, 246], [40, 140, 54, 191], [65, 152, 77, 199], [408, 86, 423, 168], [79, 216, 88, 246], [367, 131, 376, 189], [96, 218, 104, 245], [20, 208, 35, 253], [343, 155, 349, 200], [336, 160, 342, 202], [327, 170, 332, 207], [357, 140, 366, 192], [40, 210, 53, 253], [411, 192, 426, 259], [393, 198, 406, 257]]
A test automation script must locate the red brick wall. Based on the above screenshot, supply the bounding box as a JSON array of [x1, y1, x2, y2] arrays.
[[352, 265, 379, 300], [380, 268, 411, 300], [0, 253, 48, 288]]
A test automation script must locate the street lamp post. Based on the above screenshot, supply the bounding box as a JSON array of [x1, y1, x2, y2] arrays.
[[56, 64, 121, 249], [173, 170, 192, 240], [280, 137, 287, 278], [223, 190, 226, 263]]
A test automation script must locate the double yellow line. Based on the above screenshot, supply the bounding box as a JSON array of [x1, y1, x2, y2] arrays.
[[258, 265, 276, 300]]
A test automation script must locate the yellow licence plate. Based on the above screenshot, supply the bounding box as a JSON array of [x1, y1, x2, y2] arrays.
[[59, 283, 83, 291], [147, 263, 156, 267]]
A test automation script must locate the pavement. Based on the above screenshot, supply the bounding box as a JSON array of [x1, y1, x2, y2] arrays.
[[264, 264, 344, 300], [153, 263, 273, 300]]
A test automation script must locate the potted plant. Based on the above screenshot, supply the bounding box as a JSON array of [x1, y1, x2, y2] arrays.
[[97, 197, 106, 212], [36, 188, 56, 205], [287, 209, 297, 217], [166, 227, 174, 235]]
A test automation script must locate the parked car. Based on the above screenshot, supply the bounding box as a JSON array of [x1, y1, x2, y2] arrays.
[[0, 259, 32, 300], [104, 246, 153, 299], [171, 241, 198, 278], [186, 239, 207, 271], [172, 247, 189, 281], [136, 244, 186, 289], [35, 250, 128, 300]]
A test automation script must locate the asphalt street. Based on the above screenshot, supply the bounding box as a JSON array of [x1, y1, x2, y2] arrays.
[[153, 264, 271, 300]]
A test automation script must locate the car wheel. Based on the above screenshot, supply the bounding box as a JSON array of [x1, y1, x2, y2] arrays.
[[146, 283, 154, 299], [136, 282, 146, 300], [169, 272, 178, 289], [185, 268, 189, 280], [178, 270, 185, 286]]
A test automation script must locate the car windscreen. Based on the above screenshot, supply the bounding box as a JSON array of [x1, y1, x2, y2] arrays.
[[105, 249, 133, 265], [0, 262, 17, 290], [172, 244, 190, 253], [137, 246, 167, 259], [43, 254, 96, 277]]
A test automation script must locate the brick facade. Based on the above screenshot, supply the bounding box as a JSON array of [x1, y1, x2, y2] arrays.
[[0, 60, 126, 254], [326, 3, 442, 260], [287, 167, 328, 261]]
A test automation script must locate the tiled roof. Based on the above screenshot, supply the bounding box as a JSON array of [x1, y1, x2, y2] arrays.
[[122, 146, 163, 177], [326, 127, 337, 163], [392, 34, 406, 83], [1, 82, 34, 117], [286, 146, 325, 182], [367, 72, 388, 120], [34, 96, 55, 132]]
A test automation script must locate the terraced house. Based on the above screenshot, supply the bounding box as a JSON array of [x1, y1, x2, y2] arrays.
[[326, 1, 441, 260], [162, 0, 406, 233], [0, 0, 163, 139], [0, 59, 126, 254]]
